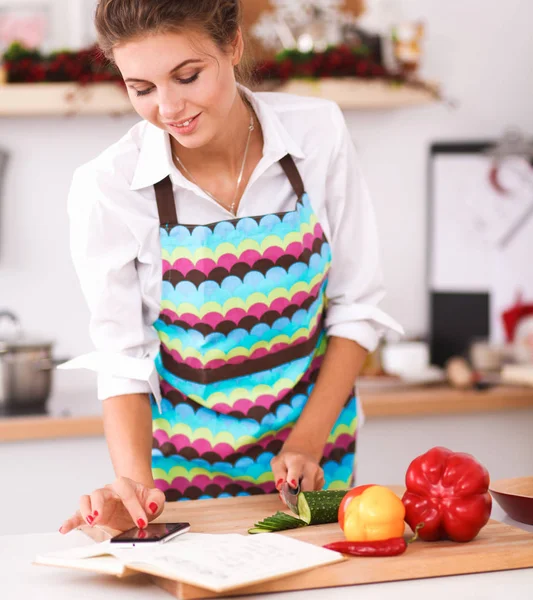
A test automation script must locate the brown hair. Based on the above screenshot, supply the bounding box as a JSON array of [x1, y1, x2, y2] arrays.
[[94, 0, 253, 84]]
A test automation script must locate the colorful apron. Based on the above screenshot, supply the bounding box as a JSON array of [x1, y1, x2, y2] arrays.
[[151, 154, 357, 501]]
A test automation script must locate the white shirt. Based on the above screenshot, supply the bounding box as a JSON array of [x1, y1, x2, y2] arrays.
[[61, 87, 403, 404]]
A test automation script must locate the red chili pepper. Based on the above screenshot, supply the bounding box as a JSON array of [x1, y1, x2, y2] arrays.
[[323, 524, 423, 557], [324, 538, 406, 557]]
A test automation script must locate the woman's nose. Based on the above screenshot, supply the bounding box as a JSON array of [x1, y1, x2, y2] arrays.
[[158, 90, 185, 120]]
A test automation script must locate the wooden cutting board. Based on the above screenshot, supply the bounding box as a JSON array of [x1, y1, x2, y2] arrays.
[[143, 488, 533, 599]]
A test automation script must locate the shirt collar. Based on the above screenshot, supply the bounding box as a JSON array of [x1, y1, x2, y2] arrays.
[[129, 85, 305, 191]]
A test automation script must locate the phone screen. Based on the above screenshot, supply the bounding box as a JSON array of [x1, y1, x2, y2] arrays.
[[110, 522, 190, 544]]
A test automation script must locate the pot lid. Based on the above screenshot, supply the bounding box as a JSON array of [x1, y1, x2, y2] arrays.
[[0, 310, 54, 352], [0, 339, 54, 352]]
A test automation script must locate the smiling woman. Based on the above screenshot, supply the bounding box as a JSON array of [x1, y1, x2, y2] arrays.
[[97, 0, 258, 212], [113, 29, 256, 192], [59, 0, 402, 537]]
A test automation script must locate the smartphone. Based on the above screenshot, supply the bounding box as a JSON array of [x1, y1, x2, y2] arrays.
[[109, 522, 190, 548]]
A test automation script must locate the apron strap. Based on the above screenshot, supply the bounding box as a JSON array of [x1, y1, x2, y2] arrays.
[[154, 154, 304, 225], [279, 154, 305, 201], [154, 176, 178, 226]]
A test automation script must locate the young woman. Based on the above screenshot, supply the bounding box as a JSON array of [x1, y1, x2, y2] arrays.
[[60, 0, 402, 534]]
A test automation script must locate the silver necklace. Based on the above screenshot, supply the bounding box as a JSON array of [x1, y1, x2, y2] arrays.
[[173, 108, 255, 216]]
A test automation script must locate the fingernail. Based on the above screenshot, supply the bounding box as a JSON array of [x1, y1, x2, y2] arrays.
[[93, 510, 99, 517], [290, 479, 297, 487], [149, 502, 158, 514], [276, 479, 283, 490], [137, 518, 146, 529], [59, 526, 64, 534], [86, 515, 94, 525]]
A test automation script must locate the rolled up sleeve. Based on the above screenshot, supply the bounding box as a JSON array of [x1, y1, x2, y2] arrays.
[[59, 165, 161, 408], [324, 104, 404, 352]]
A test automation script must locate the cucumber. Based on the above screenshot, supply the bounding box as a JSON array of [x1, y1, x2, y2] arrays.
[[297, 490, 348, 525], [248, 511, 307, 534]]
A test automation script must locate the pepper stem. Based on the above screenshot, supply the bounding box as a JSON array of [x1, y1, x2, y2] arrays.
[[407, 523, 424, 544]]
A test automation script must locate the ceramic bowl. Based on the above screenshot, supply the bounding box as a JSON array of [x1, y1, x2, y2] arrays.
[[489, 477, 533, 525]]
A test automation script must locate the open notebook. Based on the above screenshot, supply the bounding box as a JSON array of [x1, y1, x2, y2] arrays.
[[34, 532, 345, 593]]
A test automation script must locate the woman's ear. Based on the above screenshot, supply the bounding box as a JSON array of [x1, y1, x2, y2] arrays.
[[231, 28, 245, 66]]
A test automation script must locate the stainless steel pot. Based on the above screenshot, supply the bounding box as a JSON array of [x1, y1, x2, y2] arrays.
[[0, 310, 57, 414]]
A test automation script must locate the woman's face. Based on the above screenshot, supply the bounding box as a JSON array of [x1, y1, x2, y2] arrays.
[[114, 29, 243, 149]]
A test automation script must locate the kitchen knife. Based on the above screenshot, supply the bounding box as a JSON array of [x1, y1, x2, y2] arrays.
[[280, 478, 301, 515]]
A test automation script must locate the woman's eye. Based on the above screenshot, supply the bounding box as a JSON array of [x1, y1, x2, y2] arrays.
[[179, 72, 200, 85], [133, 72, 199, 96]]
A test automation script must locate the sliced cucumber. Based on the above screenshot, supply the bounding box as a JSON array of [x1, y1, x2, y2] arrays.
[[248, 511, 307, 534], [297, 490, 348, 525], [248, 527, 273, 534]]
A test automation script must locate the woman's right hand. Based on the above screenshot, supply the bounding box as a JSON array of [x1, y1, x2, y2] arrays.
[[59, 476, 166, 535]]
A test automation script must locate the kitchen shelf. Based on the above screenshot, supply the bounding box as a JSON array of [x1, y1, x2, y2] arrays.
[[271, 78, 439, 109], [0, 82, 133, 116], [0, 78, 439, 117]]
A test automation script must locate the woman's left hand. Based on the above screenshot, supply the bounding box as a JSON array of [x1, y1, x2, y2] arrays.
[[271, 448, 325, 493]]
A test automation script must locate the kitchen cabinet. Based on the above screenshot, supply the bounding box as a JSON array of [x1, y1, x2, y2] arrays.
[[1, 436, 114, 535], [357, 408, 533, 486]]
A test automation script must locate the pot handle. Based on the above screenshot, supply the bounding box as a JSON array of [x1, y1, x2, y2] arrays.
[[38, 358, 73, 371], [0, 310, 22, 341]]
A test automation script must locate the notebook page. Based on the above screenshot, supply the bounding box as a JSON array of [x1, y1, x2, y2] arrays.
[[123, 533, 345, 592]]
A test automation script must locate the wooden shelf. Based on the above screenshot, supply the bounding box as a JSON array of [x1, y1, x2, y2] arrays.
[[272, 78, 439, 109], [0, 82, 133, 116], [0, 78, 438, 117]]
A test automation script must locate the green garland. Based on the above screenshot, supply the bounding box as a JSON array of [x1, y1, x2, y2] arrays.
[[1, 41, 404, 85], [1, 42, 121, 84]]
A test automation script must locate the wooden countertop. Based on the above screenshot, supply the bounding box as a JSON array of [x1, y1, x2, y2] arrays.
[[359, 384, 533, 418], [1, 385, 532, 443], [0, 414, 104, 443]]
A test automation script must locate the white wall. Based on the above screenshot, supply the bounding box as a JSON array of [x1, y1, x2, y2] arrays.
[[347, 0, 533, 336], [1, 0, 533, 405]]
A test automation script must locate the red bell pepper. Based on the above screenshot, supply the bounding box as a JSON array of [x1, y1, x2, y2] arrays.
[[402, 446, 492, 542]]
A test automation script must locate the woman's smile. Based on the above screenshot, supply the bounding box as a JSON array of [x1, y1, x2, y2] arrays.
[[165, 112, 202, 135]]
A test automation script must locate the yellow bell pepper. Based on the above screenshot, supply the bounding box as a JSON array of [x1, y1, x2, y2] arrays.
[[343, 485, 406, 542]]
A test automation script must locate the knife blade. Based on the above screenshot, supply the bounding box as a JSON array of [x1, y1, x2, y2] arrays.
[[280, 478, 301, 515]]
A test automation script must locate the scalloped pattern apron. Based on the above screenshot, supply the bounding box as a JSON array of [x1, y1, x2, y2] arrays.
[[150, 154, 357, 501]]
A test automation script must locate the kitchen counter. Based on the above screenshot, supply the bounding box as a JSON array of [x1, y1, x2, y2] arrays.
[[0, 414, 104, 442], [1, 385, 533, 443], [359, 383, 533, 418], [3, 500, 532, 599]]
